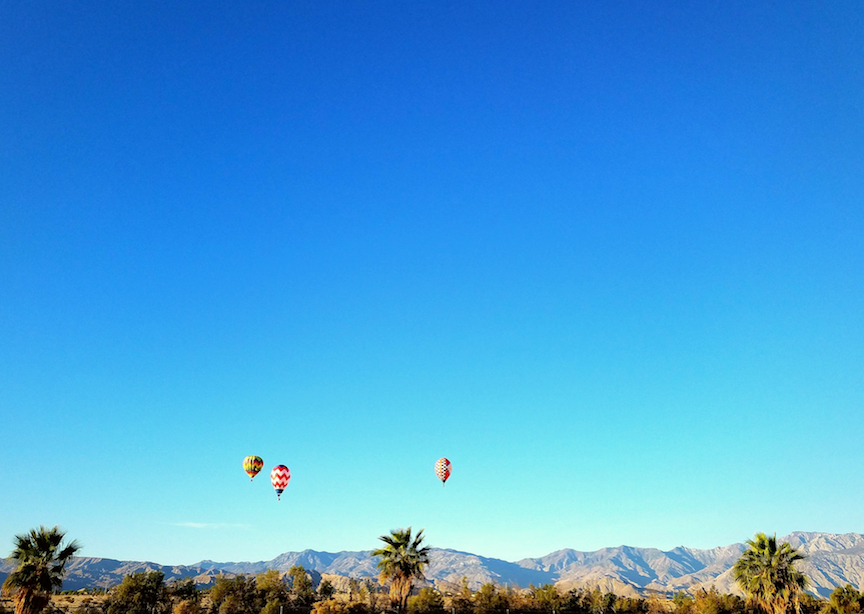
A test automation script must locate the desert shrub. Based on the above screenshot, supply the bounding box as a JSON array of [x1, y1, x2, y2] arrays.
[[75, 599, 104, 614], [74, 595, 105, 614], [691, 589, 742, 614], [175, 600, 204, 614], [261, 600, 282, 614], [799, 595, 823, 614], [311, 599, 370, 614]]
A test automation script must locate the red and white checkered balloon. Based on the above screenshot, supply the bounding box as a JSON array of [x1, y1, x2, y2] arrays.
[[270, 465, 291, 500], [435, 457, 452, 486]]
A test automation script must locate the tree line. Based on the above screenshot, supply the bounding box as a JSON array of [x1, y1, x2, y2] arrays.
[[5, 526, 864, 614]]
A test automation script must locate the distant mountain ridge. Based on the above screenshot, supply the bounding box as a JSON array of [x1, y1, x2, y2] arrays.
[[3, 532, 863, 597]]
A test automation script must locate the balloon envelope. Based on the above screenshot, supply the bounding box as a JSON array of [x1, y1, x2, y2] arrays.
[[270, 465, 291, 500], [243, 456, 264, 481], [435, 457, 452, 485]]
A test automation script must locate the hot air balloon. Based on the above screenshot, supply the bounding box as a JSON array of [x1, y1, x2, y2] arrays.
[[270, 465, 291, 500], [435, 457, 452, 486], [243, 456, 264, 481]]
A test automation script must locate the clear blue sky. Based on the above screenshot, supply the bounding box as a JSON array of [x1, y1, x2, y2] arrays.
[[2, 1, 863, 566]]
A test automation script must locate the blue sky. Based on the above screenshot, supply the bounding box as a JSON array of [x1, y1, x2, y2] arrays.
[[1, 1, 863, 566]]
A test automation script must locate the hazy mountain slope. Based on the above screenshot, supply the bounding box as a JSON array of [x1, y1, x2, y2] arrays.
[[0, 557, 225, 591], [193, 550, 378, 578], [426, 549, 553, 588], [191, 549, 547, 588], [515, 542, 750, 595]]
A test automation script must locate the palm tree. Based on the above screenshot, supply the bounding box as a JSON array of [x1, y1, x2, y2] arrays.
[[1, 526, 81, 614], [372, 527, 431, 614], [732, 532, 808, 614]]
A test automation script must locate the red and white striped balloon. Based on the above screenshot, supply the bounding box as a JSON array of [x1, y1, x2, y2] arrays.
[[270, 465, 291, 500], [435, 457, 452, 486]]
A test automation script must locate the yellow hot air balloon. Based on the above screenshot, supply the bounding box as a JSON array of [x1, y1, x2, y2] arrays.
[[243, 456, 264, 481]]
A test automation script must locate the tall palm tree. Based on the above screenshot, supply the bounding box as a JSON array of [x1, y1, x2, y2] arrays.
[[1, 526, 81, 614], [372, 527, 431, 614], [732, 532, 808, 614]]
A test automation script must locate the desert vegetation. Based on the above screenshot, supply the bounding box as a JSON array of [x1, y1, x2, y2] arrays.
[[5, 528, 864, 614]]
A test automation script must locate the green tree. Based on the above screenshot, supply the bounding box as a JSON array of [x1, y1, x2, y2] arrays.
[[344, 579, 359, 603], [823, 586, 863, 614], [288, 566, 315, 608], [530, 585, 562, 613], [1, 526, 81, 614], [209, 575, 262, 614], [106, 571, 171, 614], [318, 580, 335, 603], [732, 533, 809, 614], [474, 584, 509, 614], [169, 579, 200, 604], [364, 579, 386, 613], [257, 570, 288, 606], [447, 577, 473, 614], [408, 588, 445, 614], [372, 528, 431, 614], [673, 593, 695, 614], [562, 589, 597, 614], [584, 589, 615, 614]]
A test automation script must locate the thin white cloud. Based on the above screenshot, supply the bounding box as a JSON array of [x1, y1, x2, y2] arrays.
[[171, 522, 249, 530]]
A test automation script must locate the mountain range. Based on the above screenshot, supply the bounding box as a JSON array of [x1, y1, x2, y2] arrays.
[[3, 532, 864, 598]]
